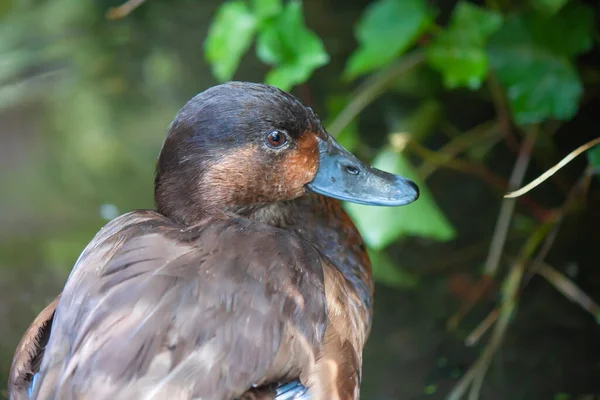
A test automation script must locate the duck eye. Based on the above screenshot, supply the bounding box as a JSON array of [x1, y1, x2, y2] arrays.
[[266, 131, 287, 148]]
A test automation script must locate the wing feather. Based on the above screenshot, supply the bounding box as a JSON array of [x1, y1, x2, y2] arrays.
[[30, 211, 327, 400]]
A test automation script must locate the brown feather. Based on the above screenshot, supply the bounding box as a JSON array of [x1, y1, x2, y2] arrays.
[[29, 211, 327, 400], [9, 296, 60, 400], [11, 196, 373, 400]]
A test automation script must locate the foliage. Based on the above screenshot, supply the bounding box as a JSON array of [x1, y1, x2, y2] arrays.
[[343, 0, 432, 79], [426, 2, 502, 89], [204, 1, 258, 82], [487, 2, 594, 124], [204, 0, 328, 90]]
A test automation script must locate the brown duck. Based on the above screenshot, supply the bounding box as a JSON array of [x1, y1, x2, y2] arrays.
[[9, 82, 419, 400]]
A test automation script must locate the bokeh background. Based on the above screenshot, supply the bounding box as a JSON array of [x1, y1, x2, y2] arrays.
[[1, 0, 600, 398]]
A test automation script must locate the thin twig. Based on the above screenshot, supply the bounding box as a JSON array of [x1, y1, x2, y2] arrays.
[[327, 51, 425, 137], [527, 121, 573, 196], [446, 221, 553, 400], [465, 308, 499, 347], [536, 262, 600, 322], [467, 289, 513, 400], [106, 0, 147, 19], [446, 127, 539, 330], [470, 171, 600, 400], [525, 214, 562, 280], [447, 273, 514, 400], [408, 140, 508, 188], [421, 238, 497, 275], [450, 163, 594, 399], [408, 138, 551, 222], [418, 121, 500, 179], [487, 73, 519, 153], [467, 222, 553, 400], [447, 359, 483, 400], [505, 137, 600, 198], [446, 277, 494, 332], [523, 167, 593, 286], [483, 126, 539, 276]]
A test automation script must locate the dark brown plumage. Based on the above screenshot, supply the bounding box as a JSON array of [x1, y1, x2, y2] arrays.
[[9, 82, 418, 400]]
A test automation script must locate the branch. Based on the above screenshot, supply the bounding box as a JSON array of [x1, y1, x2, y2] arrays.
[[327, 51, 425, 137], [464, 308, 499, 347], [106, 0, 147, 20], [448, 221, 554, 400], [418, 120, 500, 179], [407, 136, 551, 222], [523, 167, 593, 286], [487, 73, 519, 153], [446, 126, 538, 333], [536, 262, 600, 321], [483, 126, 538, 276], [505, 137, 600, 198]]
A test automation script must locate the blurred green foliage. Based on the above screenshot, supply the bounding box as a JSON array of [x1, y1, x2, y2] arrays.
[[205, 0, 328, 90], [426, 2, 502, 89], [343, 0, 432, 79], [488, 2, 594, 124], [205, 1, 259, 81], [207, 0, 595, 126]]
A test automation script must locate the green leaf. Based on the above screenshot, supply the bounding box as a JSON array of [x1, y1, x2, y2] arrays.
[[527, 4, 594, 57], [344, 0, 431, 79], [427, 2, 502, 89], [531, 0, 568, 15], [487, 3, 594, 125], [251, 0, 282, 21], [255, 1, 329, 90], [204, 1, 258, 82], [369, 249, 418, 288], [344, 150, 456, 250]]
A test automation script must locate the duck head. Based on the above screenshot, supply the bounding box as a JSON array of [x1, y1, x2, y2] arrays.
[[155, 82, 419, 224]]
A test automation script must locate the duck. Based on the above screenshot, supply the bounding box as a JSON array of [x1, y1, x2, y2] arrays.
[[8, 82, 419, 400]]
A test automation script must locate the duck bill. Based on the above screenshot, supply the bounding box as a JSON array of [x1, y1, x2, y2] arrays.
[[306, 135, 419, 206]]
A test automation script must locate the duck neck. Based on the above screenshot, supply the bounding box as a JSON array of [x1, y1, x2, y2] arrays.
[[249, 195, 374, 324], [157, 190, 374, 323]]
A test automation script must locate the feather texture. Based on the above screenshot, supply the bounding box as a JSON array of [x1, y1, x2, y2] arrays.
[[29, 211, 327, 400]]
